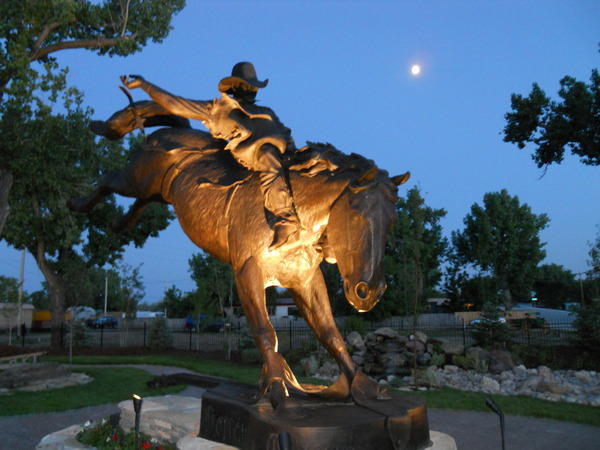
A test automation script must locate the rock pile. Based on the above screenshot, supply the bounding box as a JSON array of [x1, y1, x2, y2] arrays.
[[346, 328, 463, 378], [404, 364, 600, 406], [0, 363, 92, 393], [300, 328, 600, 407]]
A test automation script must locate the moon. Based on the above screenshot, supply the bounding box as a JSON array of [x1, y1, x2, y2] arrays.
[[411, 64, 421, 76]]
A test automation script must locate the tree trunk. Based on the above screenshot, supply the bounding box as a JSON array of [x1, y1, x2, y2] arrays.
[[34, 241, 67, 348], [48, 276, 66, 348], [502, 288, 513, 310], [0, 169, 13, 236]]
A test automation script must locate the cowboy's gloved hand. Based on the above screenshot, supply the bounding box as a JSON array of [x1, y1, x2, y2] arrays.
[[120, 74, 145, 89]]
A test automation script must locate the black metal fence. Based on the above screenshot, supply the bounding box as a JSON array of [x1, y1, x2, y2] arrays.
[[0, 317, 579, 351]]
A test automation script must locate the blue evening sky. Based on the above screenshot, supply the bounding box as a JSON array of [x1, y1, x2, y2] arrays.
[[1, 1, 599, 303]]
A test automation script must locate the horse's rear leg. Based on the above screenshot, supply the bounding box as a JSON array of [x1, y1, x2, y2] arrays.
[[235, 257, 301, 409], [68, 170, 136, 212], [111, 198, 152, 232]]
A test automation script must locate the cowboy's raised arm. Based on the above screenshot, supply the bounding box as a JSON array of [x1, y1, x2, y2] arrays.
[[120, 75, 213, 122]]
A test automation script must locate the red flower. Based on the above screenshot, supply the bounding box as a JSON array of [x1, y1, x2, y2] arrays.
[[111, 433, 119, 441], [141, 442, 152, 449]]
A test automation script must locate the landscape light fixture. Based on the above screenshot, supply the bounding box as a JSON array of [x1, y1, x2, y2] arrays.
[[132, 394, 143, 448], [485, 396, 505, 450]]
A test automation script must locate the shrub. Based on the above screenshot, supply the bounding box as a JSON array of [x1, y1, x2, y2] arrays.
[[65, 320, 90, 348], [471, 302, 512, 348], [240, 348, 262, 364], [574, 301, 600, 352], [344, 315, 369, 336], [148, 317, 173, 350], [78, 418, 175, 449], [452, 352, 489, 373]]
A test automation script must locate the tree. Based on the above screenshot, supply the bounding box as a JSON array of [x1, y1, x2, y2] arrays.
[[158, 285, 193, 318], [189, 252, 235, 316], [0, 0, 185, 235], [453, 189, 549, 307], [366, 186, 447, 320], [471, 301, 512, 349], [0, 276, 21, 303], [533, 264, 578, 309], [2, 88, 172, 346], [503, 65, 599, 168], [586, 226, 600, 302]]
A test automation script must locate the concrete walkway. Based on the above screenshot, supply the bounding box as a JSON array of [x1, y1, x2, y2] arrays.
[[1, 364, 598, 450]]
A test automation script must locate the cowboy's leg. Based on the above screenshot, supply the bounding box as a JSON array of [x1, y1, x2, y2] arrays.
[[255, 145, 300, 248], [255, 145, 294, 216], [90, 101, 190, 140]]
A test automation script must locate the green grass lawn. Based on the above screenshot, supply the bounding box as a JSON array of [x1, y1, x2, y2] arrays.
[[42, 355, 600, 426], [0, 367, 184, 416]]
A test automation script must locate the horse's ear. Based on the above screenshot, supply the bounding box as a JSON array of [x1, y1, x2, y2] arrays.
[[357, 167, 378, 183], [391, 172, 410, 186]]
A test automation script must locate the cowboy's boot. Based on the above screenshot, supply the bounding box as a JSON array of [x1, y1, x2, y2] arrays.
[[270, 216, 300, 249]]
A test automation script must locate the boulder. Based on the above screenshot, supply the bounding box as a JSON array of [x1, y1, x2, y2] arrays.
[[488, 350, 515, 374], [481, 376, 500, 393], [317, 361, 340, 379], [416, 366, 442, 388], [414, 331, 428, 343], [380, 352, 407, 368], [575, 371, 593, 384], [536, 380, 572, 395], [537, 365, 553, 381], [440, 341, 464, 356], [346, 331, 365, 350], [443, 365, 460, 374], [405, 340, 426, 354], [512, 364, 527, 378], [374, 327, 398, 339], [300, 355, 319, 376], [465, 346, 490, 362], [373, 341, 404, 353]]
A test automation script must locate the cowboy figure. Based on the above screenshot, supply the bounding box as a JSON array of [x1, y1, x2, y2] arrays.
[[95, 62, 300, 249]]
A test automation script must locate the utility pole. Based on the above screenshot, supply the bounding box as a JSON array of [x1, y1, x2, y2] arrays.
[[104, 270, 108, 315], [16, 250, 25, 337]]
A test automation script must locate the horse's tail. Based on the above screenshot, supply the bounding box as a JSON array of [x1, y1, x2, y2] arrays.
[[90, 100, 191, 141]]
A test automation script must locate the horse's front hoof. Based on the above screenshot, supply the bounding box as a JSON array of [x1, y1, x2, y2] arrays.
[[350, 370, 391, 404]]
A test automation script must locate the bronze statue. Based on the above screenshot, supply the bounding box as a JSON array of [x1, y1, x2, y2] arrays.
[[71, 63, 411, 411], [93, 62, 300, 249]]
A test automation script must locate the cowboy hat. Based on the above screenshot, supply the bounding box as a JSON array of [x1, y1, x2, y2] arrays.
[[218, 62, 269, 93]]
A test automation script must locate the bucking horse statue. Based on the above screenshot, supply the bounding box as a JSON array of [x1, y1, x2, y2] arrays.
[[69, 87, 412, 413]]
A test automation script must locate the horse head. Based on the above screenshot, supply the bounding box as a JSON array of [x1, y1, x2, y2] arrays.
[[326, 168, 409, 312]]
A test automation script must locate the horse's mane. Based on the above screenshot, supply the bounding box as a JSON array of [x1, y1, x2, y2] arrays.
[[288, 142, 399, 201]]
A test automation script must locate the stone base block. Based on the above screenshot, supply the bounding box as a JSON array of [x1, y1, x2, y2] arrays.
[[429, 431, 457, 450], [177, 436, 238, 450], [119, 395, 202, 443], [35, 424, 87, 450]]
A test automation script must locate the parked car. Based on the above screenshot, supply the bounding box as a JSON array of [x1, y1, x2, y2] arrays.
[[88, 316, 118, 328], [183, 316, 197, 330], [470, 317, 507, 325], [184, 314, 226, 332]]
